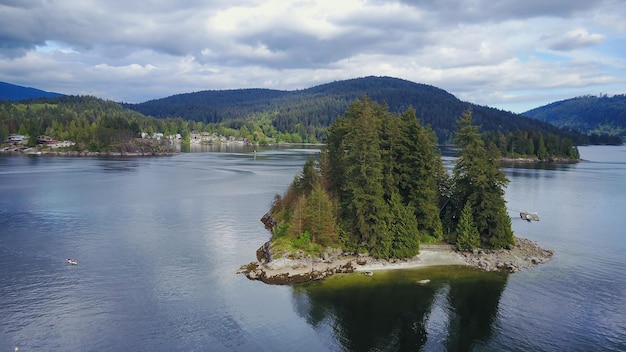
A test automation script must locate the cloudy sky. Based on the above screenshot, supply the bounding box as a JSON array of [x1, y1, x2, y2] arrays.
[[1, 0, 624, 112]]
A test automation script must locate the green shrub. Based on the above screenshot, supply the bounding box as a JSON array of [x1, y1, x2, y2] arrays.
[[419, 235, 438, 243]]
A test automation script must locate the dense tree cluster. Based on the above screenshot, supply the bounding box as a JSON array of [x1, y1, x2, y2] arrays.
[[451, 110, 514, 248], [0, 96, 297, 149], [267, 99, 514, 258], [482, 130, 580, 160], [0, 96, 320, 148], [2, 93, 584, 163], [524, 94, 626, 144], [0, 96, 147, 150]]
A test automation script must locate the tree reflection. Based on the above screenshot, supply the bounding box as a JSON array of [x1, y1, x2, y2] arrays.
[[444, 273, 509, 351], [292, 269, 508, 352]]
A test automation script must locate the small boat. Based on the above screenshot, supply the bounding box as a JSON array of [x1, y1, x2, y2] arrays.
[[363, 271, 374, 276], [417, 279, 430, 285], [66, 258, 77, 265]]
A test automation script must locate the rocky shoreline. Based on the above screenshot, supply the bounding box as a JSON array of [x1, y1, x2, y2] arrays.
[[237, 236, 554, 285], [500, 156, 580, 163], [1, 139, 179, 157]]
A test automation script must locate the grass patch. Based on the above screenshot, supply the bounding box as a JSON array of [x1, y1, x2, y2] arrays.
[[271, 232, 325, 258]]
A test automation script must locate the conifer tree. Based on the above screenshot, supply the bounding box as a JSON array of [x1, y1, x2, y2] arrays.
[[455, 202, 480, 251], [304, 183, 337, 247], [288, 195, 307, 238], [379, 112, 401, 201], [452, 109, 514, 248], [321, 115, 350, 198], [295, 157, 320, 195], [395, 108, 444, 239], [388, 192, 420, 258], [344, 98, 391, 255]]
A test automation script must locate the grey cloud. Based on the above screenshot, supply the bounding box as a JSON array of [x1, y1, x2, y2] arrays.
[[220, 5, 432, 69], [0, 0, 623, 111], [0, 0, 224, 58], [547, 30, 606, 51], [388, 0, 602, 23]]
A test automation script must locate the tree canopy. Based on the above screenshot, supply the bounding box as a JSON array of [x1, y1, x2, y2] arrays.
[[266, 99, 517, 260], [451, 109, 514, 248]]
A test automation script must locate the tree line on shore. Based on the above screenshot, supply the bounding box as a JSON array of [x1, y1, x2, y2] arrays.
[[2, 95, 582, 160], [0, 96, 320, 149], [266, 98, 514, 259]]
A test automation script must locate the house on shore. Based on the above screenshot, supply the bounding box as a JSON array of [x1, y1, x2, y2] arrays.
[[5, 134, 28, 145]]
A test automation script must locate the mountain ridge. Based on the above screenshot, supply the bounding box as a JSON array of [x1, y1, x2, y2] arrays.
[[0, 81, 65, 101], [124, 76, 585, 144], [523, 94, 625, 143]]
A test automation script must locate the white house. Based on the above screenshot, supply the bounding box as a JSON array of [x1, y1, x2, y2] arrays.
[[6, 134, 27, 144]]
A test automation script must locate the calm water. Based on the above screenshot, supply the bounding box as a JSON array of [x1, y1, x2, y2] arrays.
[[0, 146, 624, 351]]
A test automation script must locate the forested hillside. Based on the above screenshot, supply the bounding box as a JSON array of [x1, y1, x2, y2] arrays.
[[125, 76, 588, 144], [0, 96, 187, 152], [523, 95, 626, 144], [2, 94, 580, 160], [0, 81, 64, 101]]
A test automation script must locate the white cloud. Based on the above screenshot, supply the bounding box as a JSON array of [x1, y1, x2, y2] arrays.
[[0, 0, 624, 111]]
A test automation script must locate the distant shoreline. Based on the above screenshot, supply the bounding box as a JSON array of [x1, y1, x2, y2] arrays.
[[0, 138, 179, 157], [500, 156, 580, 163], [237, 236, 554, 285], [0, 147, 179, 157]]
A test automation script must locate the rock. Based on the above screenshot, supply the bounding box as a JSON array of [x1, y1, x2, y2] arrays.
[[322, 252, 329, 261], [460, 236, 553, 273]]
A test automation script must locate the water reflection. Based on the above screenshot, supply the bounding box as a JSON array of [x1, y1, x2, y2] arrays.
[[444, 272, 508, 351], [293, 268, 508, 352], [97, 158, 141, 173]]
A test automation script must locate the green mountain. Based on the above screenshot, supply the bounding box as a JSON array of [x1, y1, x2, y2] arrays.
[[0, 81, 65, 101], [125, 76, 586, 144], [523, 95, 626, 144]]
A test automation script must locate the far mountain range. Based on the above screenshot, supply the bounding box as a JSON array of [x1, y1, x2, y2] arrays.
[[1, 77, 623, 143]]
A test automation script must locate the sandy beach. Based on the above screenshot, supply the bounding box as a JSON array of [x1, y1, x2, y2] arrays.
[[353, 249, 468, 272]]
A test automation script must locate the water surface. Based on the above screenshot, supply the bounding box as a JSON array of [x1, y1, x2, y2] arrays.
[[0, 145, 624, 351]]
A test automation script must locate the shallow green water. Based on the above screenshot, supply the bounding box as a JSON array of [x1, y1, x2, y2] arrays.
[[295, 267, 508, 351]]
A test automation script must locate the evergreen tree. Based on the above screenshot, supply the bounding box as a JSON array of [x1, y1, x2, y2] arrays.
[[536, 134, 547, 160], [455, 202, 480, 251], [294, 157, 319, 195], [388, 192, 420, 258], [395, 108, 444, 239], [379, 111, 401, 201], [339, 97, 391, 256], [288, 195, 307, 238], [452, 109, 514, 248], [321, 115, 350, 198], [304, 183, 337, 247]]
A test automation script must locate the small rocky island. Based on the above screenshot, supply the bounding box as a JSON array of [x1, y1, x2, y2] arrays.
[[238, 102, 556, 285], [237, 236, 553, 285]]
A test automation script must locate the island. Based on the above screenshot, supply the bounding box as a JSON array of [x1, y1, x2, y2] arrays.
[[238, 99, 554, 285]]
